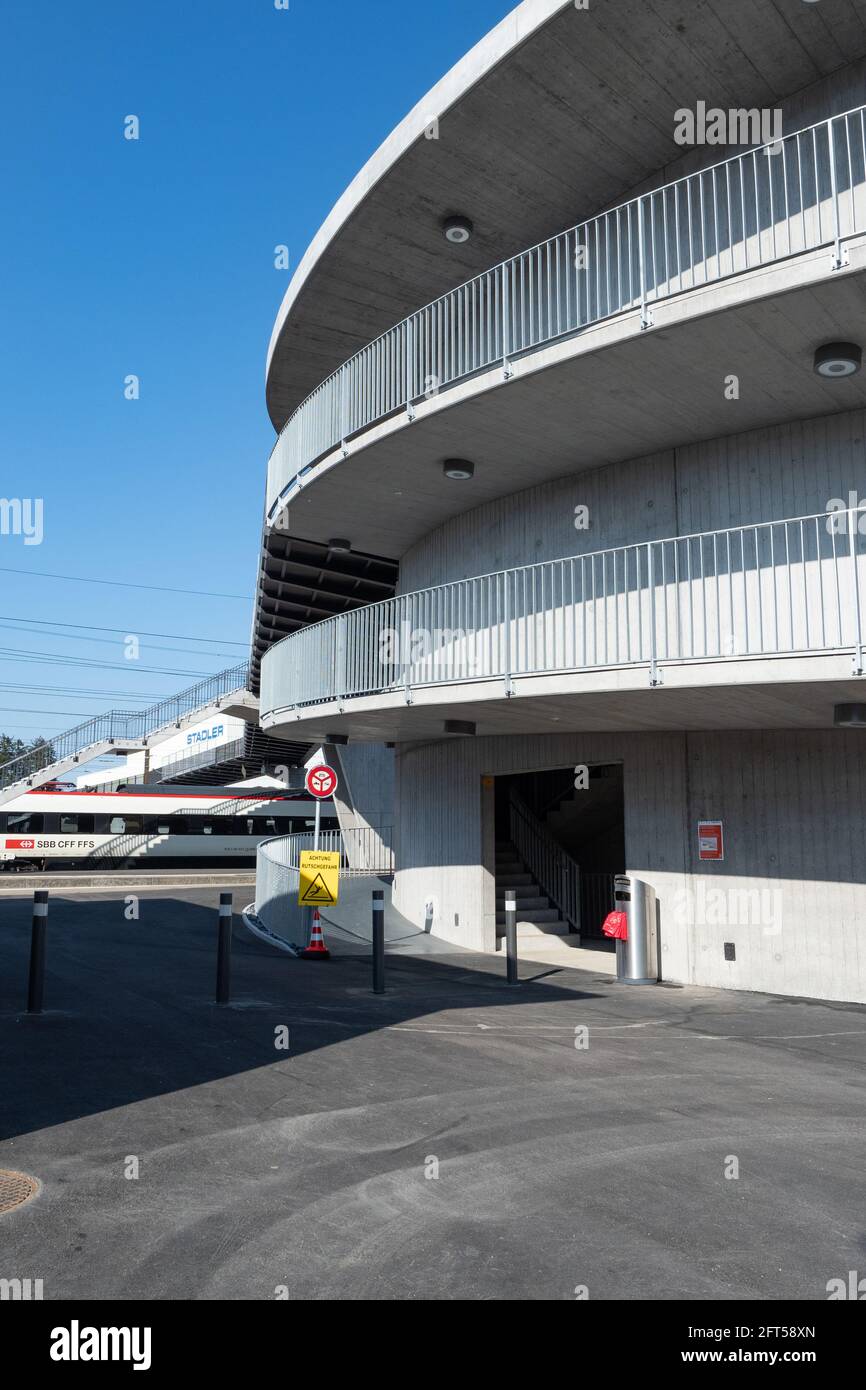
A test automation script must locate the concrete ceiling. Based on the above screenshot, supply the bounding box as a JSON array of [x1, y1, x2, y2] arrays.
[[261, 673, 866, 746], [265, 0, 866, 431], [269, 260, 866, 562], [250, 533, 398, 692]]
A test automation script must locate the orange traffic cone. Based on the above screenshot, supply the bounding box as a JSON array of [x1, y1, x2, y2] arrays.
[[301, 908, 330, 960]]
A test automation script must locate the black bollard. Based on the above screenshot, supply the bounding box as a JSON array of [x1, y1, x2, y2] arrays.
[[505, 889, 518, 986], [372, 890, 385, 995], [216, 891, 232, 1005], [27, 890, 49, 1014]]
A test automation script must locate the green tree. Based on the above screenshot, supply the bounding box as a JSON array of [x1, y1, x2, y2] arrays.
[[0, 734, 57, 768]]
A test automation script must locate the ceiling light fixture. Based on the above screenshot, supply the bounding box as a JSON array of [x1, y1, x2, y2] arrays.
[[443, 458, 474, 480], [443, 215, 473, 245], [814, 342, 862, 378], [834, 704, 866, 728]]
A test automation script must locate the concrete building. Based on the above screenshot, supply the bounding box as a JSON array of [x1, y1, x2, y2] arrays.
[[252, 0, 866, 1003]]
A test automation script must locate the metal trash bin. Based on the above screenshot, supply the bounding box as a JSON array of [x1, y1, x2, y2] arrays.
[[614, 875, 658, 985]]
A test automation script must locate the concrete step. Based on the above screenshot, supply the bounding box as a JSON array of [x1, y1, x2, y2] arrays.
[[495, 872, 535, 887], [495, 882, 543, 897], [496, 906, 563, 925], [498, 919, 573, 938], [496, 895, 549, 911]]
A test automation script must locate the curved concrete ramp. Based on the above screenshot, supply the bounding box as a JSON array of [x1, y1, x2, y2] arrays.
[[313, 877, 465, 957]]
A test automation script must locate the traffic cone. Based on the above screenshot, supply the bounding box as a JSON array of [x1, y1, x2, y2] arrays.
[[301, 909, 330, 960]]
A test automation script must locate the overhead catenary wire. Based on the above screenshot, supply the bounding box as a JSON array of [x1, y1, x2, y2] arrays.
[[0, 647, 228, 678], [0, 622, 245, 660], [0, 615, 248, 646], [0, 565, 252, 601]]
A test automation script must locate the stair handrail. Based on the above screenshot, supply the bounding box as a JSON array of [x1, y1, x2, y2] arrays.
[[507, 787, 580, 930], [0, 662, 250, 792]]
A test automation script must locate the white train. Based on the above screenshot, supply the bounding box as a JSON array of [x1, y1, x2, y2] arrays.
[[0, 783, 337, 871]]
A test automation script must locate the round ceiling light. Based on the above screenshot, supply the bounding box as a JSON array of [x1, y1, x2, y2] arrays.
[[834, 703, 866, 728], [443, 458, 474, 480], [328, 537, 352, 553], [443, 215, 473, 245], [814, 342, 862, 378]]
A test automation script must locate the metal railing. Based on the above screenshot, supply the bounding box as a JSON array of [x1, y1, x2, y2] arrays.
[[268, 104, 866, 514], [260, 509, 866, 715], [580, 872, 619, 941], [146, 736, 247, 782], [253, 828, 395, 948], [0, 662, 250, 791], [508, 789, 580, 930]]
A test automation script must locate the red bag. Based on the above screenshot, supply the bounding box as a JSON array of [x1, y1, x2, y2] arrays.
[[602, 910, 628, 940]]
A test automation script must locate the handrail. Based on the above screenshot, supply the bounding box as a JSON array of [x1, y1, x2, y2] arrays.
[[0, 662, 250, 791], [260, 508, 866, 713], [258, 827, 395, 877], [508, 788, 580, 930], [268, 103, 866, 514]]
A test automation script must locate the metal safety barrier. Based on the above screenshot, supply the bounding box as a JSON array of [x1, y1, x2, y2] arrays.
[[268, 104, 866, 514], [261, 509, 866, 714], [253, 828, 395, 948]]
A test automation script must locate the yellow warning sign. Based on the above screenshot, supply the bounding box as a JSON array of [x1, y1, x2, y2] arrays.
[[298, 850, 340, 907]]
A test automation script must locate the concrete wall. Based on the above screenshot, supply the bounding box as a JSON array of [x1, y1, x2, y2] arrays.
[[328, 741, 394, 870], [617, 55, 866, 210], [399, 408, 866, 591], [392, 728, 866, 1003]]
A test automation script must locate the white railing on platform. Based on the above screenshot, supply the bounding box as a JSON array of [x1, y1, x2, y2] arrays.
[[268, 104, 866, 514], [261, 509, 866, 716]]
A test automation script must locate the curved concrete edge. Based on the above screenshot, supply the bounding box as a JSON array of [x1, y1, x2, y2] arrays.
[[241, 906, 300, 956], [265, 0, 572, 397], [265, 234, 866, 529]]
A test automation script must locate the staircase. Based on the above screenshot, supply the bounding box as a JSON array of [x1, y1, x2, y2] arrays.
[[0, 663, 256, 808], [495, 841, 577, 950]]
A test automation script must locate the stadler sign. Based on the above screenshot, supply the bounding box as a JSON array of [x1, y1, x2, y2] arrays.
[[305, 765, 338, 799]]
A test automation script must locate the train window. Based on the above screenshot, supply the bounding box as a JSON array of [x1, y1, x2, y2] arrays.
[[201, 824, 214, 835], [5, 813, 43, 834], [59, 814, 95, 834], [108, 816, 143, 834], [142, 818, 172, 835]]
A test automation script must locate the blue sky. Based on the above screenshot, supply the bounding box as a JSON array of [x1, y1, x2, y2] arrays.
[[0, 0, 512, 742]]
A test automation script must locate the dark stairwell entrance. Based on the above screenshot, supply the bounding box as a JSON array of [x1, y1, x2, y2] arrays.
[[494, 764, 625, 942]]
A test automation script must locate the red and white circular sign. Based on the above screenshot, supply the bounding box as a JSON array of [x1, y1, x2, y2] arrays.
[[305, 764, 338, 799]]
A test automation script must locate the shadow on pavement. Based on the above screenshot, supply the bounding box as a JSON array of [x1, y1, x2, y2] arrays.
[[0, 884, 599, 1141]]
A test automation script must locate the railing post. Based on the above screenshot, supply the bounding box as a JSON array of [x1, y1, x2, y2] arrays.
[[851, 509, 865, 675], [637, 196, 653, 329], [828, 117, 847, 271], [335, 613, 348, 698], [403, 596, 413, 706], [503, 571, 514, 696], [340, 363, 349, 456], [502, 263, 513, 379], [405, 319, 416, 421], [648, 543, 661, 686]]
